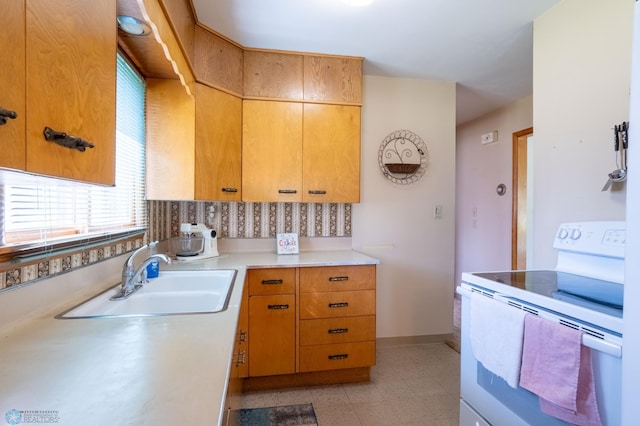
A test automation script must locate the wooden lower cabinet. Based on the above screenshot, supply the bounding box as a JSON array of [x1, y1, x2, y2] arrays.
[[243, 264, 376, 389], [248, 294, 296, 377]]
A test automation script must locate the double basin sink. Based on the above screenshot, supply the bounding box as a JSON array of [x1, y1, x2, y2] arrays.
[[57, 269, 236, 319]]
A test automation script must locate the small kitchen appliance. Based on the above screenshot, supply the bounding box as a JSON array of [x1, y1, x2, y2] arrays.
[[458, 221, 624, 425], [171, 223, 219, 261]]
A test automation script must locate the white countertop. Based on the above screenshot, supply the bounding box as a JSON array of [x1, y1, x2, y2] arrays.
[[0, 250, 378, 426]]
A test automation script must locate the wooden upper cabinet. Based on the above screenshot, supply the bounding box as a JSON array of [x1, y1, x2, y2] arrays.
[[304, 56, 363, 104], [195, 84, 242, 201], [243, 50, 304, 100], [158, 0, 196, 63], [242, 100, 303, 202], [303, 104, 361, 202], [146, 79, 196, 200], [194, 27, 243, 96], [25, 0, 116, 185], [0, 1, 26, 170]]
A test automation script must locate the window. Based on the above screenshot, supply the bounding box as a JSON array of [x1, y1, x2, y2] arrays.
[[0, 53, 147, 252]]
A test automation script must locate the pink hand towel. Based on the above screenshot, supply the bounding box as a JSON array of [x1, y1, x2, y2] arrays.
[[519, 314, 602, 426]]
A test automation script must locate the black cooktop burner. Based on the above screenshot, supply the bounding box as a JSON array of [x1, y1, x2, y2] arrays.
[[472, 270, 623, 318]]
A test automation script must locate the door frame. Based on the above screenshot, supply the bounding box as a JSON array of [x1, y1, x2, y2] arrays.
[[511, 127, 533, 269]]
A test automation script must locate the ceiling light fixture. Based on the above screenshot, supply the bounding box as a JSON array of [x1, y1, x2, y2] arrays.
[[117, 16, 152, 36], [340, 0, 375, 6]]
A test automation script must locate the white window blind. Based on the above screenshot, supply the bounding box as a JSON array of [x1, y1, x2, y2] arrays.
[[0, 53, 147, 249]]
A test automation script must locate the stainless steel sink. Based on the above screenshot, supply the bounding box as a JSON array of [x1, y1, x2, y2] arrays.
[[57, 269, 236, 319]]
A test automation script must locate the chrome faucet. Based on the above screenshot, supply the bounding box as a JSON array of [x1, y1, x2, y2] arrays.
[[110, 242, 171, 301]]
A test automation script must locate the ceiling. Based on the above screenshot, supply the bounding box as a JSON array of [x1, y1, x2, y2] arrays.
[[191, 0, 561, 125]]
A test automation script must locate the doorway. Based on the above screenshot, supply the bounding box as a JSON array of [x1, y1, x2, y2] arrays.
[[511, 127, 533, 270]]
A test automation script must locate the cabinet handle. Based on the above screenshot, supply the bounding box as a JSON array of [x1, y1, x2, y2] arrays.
[[308, 190, 327, 195], [328, 302, 349, 308], [267, 304, 289, 310], [329, 276, 349, 282], [43, 126, 94, 152], [239, 331, 247, 343], [328, 328, 349, 334], [0, 107, 17, 125], [278, 189, 297, 194], [328, 353, 349, 360], [261, 279, 283, 285], [221, 187, 238, 193]]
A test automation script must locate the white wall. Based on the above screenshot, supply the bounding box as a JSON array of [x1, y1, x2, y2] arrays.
[[455, 96, 533, 281], [353, 75, 456, 338], [532, 0, 633, 268]]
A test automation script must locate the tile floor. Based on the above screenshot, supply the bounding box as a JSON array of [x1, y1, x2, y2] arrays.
[[239, 343, 461, 426]]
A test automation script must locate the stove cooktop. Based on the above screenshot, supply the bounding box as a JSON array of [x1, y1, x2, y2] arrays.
[[471, 270, 623, 318]]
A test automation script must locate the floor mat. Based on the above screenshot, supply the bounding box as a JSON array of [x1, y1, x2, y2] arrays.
[[230, 403, 318, 426]]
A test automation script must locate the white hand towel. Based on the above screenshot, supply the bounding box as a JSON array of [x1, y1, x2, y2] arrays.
[[469, 292, 526, 388]]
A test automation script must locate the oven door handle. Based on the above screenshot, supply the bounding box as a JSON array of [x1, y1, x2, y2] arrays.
[[457, 285, 622, 358]]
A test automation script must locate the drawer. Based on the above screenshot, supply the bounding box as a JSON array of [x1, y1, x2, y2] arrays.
[[299, 316, 375, 346], [300, 265, 375, 293], [299, 341, 376, 372], [300, 290, 375, 319], [248, 268, 296, 295]]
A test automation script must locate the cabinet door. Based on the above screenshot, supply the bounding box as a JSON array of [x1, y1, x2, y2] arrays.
[[25, 0, 116, 185], [0, 1, 25, 170], [146, 79, 195, 200], [242, 100, 302, 202], [303, 104, 361, 202], [195, 84, 242, 201], [248, 294, 296, 377]]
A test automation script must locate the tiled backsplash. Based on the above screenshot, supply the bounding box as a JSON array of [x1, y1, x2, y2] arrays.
[[0, 201, 351, 290]]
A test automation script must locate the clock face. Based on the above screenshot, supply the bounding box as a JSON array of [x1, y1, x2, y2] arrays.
[[378, 129, 429, 184]]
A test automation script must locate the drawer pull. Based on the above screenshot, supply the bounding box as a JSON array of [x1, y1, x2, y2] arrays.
[[328, 353, 349, 360], [261, 279, 283, 285], [329, 276, 349, 282], [308, 190, 327, 195], [267, 304, 290, 310], [278, 189, 297, 194], [221, 187, 238, 193], [328, 328, 349, 334], [328, 302, 349, 308]]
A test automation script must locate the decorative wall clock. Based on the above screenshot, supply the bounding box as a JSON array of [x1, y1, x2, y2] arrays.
[[378, 129, 429, 184]]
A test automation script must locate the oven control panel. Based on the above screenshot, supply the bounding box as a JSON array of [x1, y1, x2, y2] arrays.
[[553, 221, 625, 258]]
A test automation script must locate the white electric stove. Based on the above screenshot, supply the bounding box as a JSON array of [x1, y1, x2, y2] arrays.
[[458, 221, 624, 426]]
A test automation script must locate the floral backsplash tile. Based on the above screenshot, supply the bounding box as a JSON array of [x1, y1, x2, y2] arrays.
[[0, 201, 351, 291]]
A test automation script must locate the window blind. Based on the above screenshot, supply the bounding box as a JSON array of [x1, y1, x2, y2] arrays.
[[0, 53, 147, 250]]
